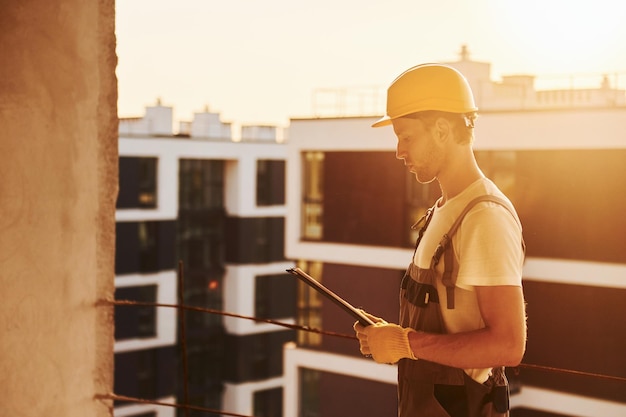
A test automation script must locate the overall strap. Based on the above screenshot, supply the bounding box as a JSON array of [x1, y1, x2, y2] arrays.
[[411, 203, 437, 251], [432, 195, 520, 309]]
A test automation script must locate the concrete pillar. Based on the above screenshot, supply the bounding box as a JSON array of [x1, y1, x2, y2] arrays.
[[0, 1, 117, 416]]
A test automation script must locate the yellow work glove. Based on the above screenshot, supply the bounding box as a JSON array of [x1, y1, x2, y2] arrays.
[[353, 315, 417, 364]]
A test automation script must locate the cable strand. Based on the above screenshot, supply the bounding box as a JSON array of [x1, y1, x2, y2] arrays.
[[95, 393, 256, 417], [103, 298, 358, 340]]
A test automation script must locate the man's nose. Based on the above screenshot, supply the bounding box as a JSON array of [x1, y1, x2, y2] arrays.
[[395, 143, 405, 160]]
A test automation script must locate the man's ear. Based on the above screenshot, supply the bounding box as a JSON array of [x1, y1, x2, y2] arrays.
[[434, 117, 450, 143]]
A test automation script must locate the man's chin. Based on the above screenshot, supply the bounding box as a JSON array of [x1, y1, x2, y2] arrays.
[[414, 173, 436, 184]]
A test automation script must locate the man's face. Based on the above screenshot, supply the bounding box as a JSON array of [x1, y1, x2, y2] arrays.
[[392, 116, 443, 184]]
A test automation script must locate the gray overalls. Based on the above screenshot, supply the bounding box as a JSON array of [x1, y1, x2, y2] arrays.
[[398, 195, 520, 417]]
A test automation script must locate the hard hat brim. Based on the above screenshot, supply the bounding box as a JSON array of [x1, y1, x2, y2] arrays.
[[371, 115, 392, 128]]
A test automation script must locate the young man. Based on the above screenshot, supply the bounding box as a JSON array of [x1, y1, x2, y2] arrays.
[[353, 64, 527, 417]]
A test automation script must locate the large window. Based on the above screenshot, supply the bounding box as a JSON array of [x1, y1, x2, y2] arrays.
[[301, 148, 626, 262], [475, 149, 626, 263], [302, 150, 412, 248]]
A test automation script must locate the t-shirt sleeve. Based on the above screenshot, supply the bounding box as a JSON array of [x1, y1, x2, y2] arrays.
[[455, 203, 524, 287]]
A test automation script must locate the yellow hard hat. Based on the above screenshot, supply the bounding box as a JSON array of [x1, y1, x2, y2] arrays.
[[372, 63, 477, 128]]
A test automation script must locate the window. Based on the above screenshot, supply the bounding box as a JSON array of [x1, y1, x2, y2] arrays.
[[138, 158, 158, 207], [117, 157, 157, 209], [223, 331, 294, 382], [296, 261, 323, 347], [317, 151, 407, 247], [179, 159, 224, 210], [114, 285, 157, 340], [301, 152, 324, 240], [138, 221, 158, 272], [114, 347, 177, 405], [299, 368, 320, 417], [136, 349, 157, 399], [255, 273, 296, 320], [224, 217, 285, 264], [254, 387, 283, 417], [115, 221, 176, 275], [299, 368, 398, 417], [257, 159, 285, 206]]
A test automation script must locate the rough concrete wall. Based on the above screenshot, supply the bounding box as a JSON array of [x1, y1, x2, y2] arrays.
[[0, 0, 117, 416]]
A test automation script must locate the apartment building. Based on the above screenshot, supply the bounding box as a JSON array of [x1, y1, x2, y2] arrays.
[[114, 104, 293, 417], [283, 51, 626, 417]]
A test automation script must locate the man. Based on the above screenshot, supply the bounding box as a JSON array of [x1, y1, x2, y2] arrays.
[[353, 63, 526, 417]]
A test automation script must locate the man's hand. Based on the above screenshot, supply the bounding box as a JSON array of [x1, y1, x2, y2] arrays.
[[354, 315, 417, 364]]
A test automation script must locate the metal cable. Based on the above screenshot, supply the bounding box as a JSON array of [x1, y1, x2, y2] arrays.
[[95, 393, 255, 417]]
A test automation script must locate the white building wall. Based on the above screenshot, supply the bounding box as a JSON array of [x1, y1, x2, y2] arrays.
[[474, 108, 626, 150]]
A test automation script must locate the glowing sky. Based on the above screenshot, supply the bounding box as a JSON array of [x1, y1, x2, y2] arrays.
[[115, 0, 626, 126]]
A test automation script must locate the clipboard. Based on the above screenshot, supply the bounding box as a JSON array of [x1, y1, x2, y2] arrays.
[[286, 267, 375, 326]]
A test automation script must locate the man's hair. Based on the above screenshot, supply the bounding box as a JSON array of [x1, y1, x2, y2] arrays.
[[406, 110, 477, 145]]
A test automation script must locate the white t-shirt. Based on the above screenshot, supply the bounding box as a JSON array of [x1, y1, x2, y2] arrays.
[[412, 178, 524, 382]]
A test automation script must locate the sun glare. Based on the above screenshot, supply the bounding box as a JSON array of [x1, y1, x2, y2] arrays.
[[492, 0, 626, 74]]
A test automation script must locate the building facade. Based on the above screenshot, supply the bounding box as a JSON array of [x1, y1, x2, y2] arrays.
[[114, 104, 294, 417], [283, 51, 626, 417]]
